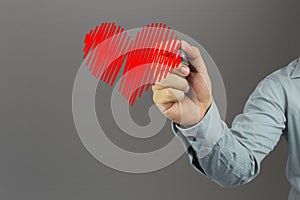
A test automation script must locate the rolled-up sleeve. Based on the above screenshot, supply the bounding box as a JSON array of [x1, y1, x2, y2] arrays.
[[171, 76, 287, 187]]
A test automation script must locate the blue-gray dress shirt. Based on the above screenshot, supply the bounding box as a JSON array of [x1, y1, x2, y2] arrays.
[[171, 58, 300, 200]]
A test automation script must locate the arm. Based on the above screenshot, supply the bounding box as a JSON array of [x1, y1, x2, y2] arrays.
[[151, 40, 287, 187], [172, 77, 287, 187]]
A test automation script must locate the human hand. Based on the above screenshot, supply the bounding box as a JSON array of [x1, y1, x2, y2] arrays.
[[152, 40, 212, 127]]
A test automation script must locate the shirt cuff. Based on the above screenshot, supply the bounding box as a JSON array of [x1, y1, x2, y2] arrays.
[[171, 100, 223, 158]]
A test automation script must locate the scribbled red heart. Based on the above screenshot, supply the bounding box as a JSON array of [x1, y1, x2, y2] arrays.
[[83, 22, 182, 106]]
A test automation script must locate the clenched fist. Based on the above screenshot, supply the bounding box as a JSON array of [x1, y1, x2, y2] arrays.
[[152, 40, 213, 128]]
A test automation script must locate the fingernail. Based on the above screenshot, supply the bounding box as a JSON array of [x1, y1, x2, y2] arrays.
[[181, 40, 196, 58], [180, 66, 189, 75]]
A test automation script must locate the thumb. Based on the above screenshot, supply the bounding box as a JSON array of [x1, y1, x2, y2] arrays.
[[180, 40, 208, 75]]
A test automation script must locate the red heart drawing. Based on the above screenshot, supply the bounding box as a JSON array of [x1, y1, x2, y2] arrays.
[[83, 22, 182, 106]]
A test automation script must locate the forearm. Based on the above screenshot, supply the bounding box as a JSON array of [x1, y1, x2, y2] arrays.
[[197, 125, 258, 187], [173, 117, 258, 187], [171, 67, 286, 189]]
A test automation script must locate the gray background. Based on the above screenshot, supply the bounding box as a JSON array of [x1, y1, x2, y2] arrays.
[[1, 0, 299, 199]]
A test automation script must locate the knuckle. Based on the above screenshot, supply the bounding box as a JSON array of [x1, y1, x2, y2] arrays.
[[152, 93, 159, 103], [193, 46, 201, 55], [151, 83, 159, 91], [182, 78, 188, 87], [151, 85, 155, 91], [174, 90, 184, 101], [165, 89, 174, 99], [178, 91, 184, 101]]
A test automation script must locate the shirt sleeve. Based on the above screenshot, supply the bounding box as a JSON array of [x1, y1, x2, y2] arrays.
[[171, 76, 287, 187]]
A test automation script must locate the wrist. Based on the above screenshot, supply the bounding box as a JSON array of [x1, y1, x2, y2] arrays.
[[181, 100, 212, 128]]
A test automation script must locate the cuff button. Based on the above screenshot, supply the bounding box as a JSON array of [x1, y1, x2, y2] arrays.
[[187, 136, 196, 141]]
